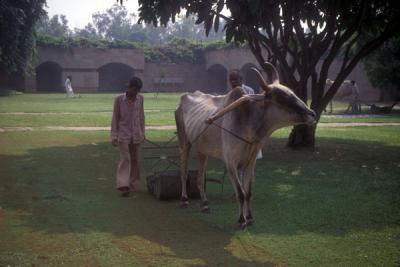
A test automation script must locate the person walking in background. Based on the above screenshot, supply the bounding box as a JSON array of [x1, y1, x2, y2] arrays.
[[111, 77, 145, 197], [228, 69, 262, 160], [64, 76, 79, 98], [228, 70, 255, 95]]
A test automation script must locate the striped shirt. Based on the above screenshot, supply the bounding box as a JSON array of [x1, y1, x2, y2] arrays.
[[111, 93, 145, 144]]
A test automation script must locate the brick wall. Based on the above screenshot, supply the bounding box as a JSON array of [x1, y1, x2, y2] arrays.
[[143, 63, 209, 93], [0, 47, 386, 102]]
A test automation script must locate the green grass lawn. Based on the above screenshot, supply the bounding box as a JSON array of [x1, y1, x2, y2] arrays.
[[0, 111, 175, 127], [0, 93, 182, 113], [1, 127, 399, 266], [0, 93, 399, 127]]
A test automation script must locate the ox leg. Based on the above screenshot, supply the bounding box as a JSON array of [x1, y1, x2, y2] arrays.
[[226, 163, 246, 228], [180, 143, 191, 207], [242, 166, 256, 227], [345, 103, 351, 113], [197, 152, 209, 213]]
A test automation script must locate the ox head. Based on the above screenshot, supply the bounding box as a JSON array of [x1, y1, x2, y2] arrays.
[[252, 62, 316, 126]]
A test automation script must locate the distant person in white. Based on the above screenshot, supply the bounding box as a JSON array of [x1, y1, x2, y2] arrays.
[[228, 70, 262, 160], [65, 76, 79, 98]]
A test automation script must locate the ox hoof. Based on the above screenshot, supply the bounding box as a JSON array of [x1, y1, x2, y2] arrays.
[[180, 201, 190, 208], [201, 206, 210, 213], [180, 196, 189, 208], [246, 218, 255, 227], [239, 222, 248, 230]]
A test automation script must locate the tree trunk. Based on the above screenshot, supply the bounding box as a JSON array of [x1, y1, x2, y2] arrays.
[[287, 124, 317, 149]]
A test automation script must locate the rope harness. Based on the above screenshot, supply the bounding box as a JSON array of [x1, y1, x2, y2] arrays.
[[146, 94, 262, 194]]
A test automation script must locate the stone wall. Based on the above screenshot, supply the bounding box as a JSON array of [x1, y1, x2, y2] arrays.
[[62, 71, 99, 93], [324, 60, 379, 102], [36, 47, 145, 70], [29, 47, 144, 92], [205, 48, 258, 70], [0, 46, 386, 102], [143, 63, 209, 93]]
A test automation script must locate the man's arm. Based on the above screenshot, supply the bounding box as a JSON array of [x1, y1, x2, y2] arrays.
[[111, 97, 120, 144], [205, 94, 264, 124], [140, 95, 145, 136]]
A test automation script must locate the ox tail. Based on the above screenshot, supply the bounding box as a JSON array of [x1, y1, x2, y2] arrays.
[[175, 105, 189, 149]]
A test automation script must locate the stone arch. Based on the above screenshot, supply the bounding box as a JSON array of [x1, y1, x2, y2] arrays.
[[240, 63, 260, 93], [98, 63, 135, 92], [36, 61, 62, 92], [207, 64, 227, 94]]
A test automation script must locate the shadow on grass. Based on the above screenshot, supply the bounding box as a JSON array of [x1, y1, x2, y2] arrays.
[[0, 141, 277, 266], [245, 137, 400, 236], [0, 137, 399, 265]]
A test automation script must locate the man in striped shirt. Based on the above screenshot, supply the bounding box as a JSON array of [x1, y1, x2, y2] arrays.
[[111, 77, 145, 197]]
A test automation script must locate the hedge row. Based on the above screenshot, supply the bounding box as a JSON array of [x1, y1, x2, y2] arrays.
[[36, 34, 244, 63]]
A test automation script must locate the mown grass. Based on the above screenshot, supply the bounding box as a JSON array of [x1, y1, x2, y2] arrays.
[[0, 127, 399, 266], [0, 93, 399, 127], [0, 111, 175, 127], [319, 113, 400, 123], [0, 93, 182, 113], [1, 111, 400, 128]]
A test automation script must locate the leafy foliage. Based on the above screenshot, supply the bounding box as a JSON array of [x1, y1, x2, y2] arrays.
[[34, 3, 232, 63], [69, 4, 225, 43], [36, 34, 139, 49], [0, 0, 46, 73], [363, 37, 400, 96], [36, 14, 71, 37], [36, 34, 235, 63], [136, 0, 399, 148]]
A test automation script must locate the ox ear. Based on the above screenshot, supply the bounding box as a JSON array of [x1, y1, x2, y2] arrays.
[[251, 67, 272, 94]]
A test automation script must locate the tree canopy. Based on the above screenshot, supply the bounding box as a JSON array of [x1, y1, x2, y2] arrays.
[[0, 0, 46, 73], [136, 0, 400, 147], [38, 4, 225, 44], [363, 37, 400, 100], [37, 14, 71, 38]]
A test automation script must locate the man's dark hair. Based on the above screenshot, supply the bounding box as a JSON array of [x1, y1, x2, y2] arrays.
[[129, 77, 143, 91], [229, 69, 242, 81]]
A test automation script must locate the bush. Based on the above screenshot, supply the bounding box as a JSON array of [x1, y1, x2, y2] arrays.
[[36, 34, 244, 64]]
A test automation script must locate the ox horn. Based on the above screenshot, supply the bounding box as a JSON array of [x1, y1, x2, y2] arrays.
[[251, 67, 271, 93], [261, 61, 280, 84]]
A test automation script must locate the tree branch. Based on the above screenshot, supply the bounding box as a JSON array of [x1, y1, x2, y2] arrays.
[[320, 22, 396, 110]]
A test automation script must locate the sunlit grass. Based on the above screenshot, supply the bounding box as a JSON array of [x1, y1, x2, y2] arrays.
[[0, 94, 399, 127], [0, 93, 182, 113], [0, 127, 399, 266]]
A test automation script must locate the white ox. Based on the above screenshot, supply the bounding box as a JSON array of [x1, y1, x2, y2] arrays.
[[175, 62, 316, 228], [325, 79, 360, 113]]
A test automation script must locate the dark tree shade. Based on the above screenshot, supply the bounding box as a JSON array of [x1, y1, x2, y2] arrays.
[[0, 0, 46, 73], [363, 37, 400, 100], [135, 0, 400, 148]]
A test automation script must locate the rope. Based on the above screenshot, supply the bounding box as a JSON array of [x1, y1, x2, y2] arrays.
[[144, 102, 266, 189], [190, 123, 212, 144], [210, 122, 254, 145]]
